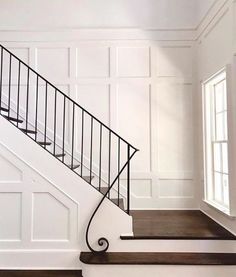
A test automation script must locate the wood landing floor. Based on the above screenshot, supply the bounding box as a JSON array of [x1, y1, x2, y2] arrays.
[[121, 210, 236, 240]]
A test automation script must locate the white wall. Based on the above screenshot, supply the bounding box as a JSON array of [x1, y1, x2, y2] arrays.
[[0, 0, 213, 30], [0, 1, 220, 211]]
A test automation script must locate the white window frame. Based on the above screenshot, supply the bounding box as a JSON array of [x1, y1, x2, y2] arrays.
[[202, 68, 232, 215]]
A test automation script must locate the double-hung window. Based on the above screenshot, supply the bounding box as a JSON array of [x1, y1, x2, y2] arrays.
[[203, 70, 229, 213]]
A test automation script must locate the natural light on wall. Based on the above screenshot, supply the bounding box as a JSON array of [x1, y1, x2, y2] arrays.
[[202, 69, 230, 214]]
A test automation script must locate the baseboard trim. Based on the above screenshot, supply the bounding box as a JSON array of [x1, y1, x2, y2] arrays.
[[0, 250, 81, 269]]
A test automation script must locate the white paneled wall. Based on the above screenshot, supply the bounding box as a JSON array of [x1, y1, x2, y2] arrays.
[[0, 146, 79, 248], [0, 31, 196, 209]]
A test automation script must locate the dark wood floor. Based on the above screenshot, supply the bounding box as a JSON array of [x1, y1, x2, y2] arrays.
[[121, 210, 236, 240], [0, 271, 82, 277]]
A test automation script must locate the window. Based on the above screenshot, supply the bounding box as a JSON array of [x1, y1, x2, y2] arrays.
[[203, 70, 230, 213]]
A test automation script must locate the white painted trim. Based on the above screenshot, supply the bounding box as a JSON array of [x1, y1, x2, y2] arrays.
[[0, 29, 195, 42], [201, 208, 236, 235], [0, 249, 81, 269]]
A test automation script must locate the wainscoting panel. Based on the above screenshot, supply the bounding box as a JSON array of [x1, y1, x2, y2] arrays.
[[0, 144, 79, 250], [0, 192, 22, 241], [0, 32, 197, 209]]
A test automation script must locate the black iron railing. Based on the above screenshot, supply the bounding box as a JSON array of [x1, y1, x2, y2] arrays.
[[0, 44, 138, 253]]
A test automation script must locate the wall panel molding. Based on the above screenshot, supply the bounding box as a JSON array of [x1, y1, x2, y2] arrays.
[[0, 30, 197, 209]]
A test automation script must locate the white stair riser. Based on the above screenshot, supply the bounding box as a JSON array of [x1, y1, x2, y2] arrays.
[[82, 264, 236, 277], [114, 239, 236, 252]]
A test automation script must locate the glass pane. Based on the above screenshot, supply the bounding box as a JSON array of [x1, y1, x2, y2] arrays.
[[223, 80, 227, 111], [223, 111, 228, 140], [213, 143, 221, 172], [214, 172, 222, 203], [216, 113, 224, 141], [215, 82, 224, 113], [223, 174, 229, 206], [222, 143, 228, 174]]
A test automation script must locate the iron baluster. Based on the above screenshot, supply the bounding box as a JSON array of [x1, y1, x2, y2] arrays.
[[99, 124, 102, 191], [118, 138, 120, 207], [62, 96, 66, 163], [80, 110, 84, 177], [108, 130, 111, 199], [127, 145, 131, 214], [44, 82, 48, 148], [26, 67, 30, 130], [90, 117, 93, 183], [71, 103, 75, 169], [53, 89, 57, 155], [35, 75, 39, 141], [8, 54, 12, 117], [16, 61, 21, 127]]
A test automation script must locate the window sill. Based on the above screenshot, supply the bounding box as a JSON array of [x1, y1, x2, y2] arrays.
[[203, 199, 236, 219]]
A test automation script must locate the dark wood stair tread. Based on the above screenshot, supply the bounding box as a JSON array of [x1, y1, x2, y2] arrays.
[[80, 252, 236, 265], [97, 187, 109, 195], [0, 270, 83, 276], [20, 128, 37, 134], [3, 115, 23, 123], [0, 106, 9, 112], [120, 234, 236, 240], [69, 164, 80, 170], [38, 141, 52, 146], [83, 176, 94, 183], [55, 153, 66, 158], [111, 198, 124, 209]]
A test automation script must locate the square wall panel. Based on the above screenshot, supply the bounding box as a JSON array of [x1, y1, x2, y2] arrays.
[[32, 192, 69, 240], [0, 154, 22, 183], [156, 83, 193, 174], [156, 46, 192, 78], [117, 47, 150, 77], [76, 46, 110, 78], [76, 84, 110, 125], [36, 48, 70, 80], [8, 47, 29, 64], [75, 85, 110, 163], [2, 48, 29, 85], [131, 179, 152, 198], [0, 192, 22, 240], [159, 180, 194, 198], [117, 83, 151, 172]]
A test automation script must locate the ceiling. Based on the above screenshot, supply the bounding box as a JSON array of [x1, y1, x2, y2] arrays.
[[0, 0, 217, 30]]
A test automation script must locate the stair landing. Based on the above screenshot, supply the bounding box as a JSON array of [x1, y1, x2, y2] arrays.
[[121, 210, 236, 240]]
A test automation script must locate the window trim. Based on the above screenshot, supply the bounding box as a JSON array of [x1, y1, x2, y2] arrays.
[[202, 67, 231, 215]]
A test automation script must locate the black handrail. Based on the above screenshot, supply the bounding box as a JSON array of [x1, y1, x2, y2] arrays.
[[0, 43, 138, 253]]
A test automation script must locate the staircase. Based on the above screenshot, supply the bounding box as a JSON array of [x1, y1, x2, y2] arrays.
[[0, 43, 138, 253], [1, 44, 236, 277]]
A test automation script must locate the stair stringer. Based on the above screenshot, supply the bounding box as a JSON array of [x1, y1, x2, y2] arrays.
[[0, 116, 133, 269]]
